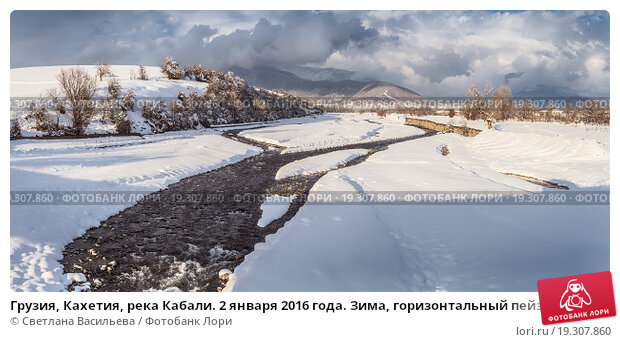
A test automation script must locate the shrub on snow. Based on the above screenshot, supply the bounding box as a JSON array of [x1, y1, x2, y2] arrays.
[[160, 57, 185, 80], [138, 65, 149, 80], [107, 78, 121, 99], [142, 98, 171, 133], [10, 118, 21, 138], [121, 89, 136, 112], [24, 102, 52, 133]]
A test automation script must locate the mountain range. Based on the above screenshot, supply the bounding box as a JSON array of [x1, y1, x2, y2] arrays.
[[224, 65, 588, 100], [226, 65, 423, 99]]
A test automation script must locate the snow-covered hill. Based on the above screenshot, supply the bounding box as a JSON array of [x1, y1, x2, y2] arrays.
[[11, 65, 315, 136], [11, 65, 201, 98], [11, 65, 201, 135]]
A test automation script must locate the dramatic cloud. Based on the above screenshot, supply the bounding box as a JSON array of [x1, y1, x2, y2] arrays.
[[165, 12, 381, 68], [10, 10, 609, 96], [342, 10, 610, 96]]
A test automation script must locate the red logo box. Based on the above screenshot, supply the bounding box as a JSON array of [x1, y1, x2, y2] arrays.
[[537, 271, 616, 325]]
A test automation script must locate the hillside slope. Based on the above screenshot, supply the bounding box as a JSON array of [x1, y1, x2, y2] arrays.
[[11, 65, 316, 136]]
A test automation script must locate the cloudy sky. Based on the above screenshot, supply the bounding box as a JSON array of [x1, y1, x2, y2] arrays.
[[11, 10, 609, 96]]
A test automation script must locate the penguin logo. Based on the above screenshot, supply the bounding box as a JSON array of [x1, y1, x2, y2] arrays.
[[559, 279, 592, 312]]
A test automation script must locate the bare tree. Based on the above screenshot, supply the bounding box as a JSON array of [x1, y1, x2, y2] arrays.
[[492, 86, 513, 121], [95, 62, 112, 81], [514, 97, 536, 121], [464, 81, 493, 121], [542, 104, 555, 122], [57, 67, 98, 135], [582, 99, 609, 125], [24, 102, 52, 133]]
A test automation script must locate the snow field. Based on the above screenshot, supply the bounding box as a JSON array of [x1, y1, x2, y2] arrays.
[[225, 125, 609, 291], [239, 113, 426, 153], [9, 106, 609, 292], [10, 130, 262, 291], [275, 149, 369, 180]]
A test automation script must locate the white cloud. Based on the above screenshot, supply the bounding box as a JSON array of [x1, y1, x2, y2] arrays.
[[11, 10, 609, 96], [321, 10, 609, 96]]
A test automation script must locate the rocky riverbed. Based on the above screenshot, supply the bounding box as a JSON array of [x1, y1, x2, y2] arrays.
[[61, 129, 433, 291]]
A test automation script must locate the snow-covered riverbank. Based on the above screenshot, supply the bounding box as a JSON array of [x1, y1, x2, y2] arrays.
[[10, 111, 609, 292], [10, 130, 262, 291], [225, 118, 609, 291]]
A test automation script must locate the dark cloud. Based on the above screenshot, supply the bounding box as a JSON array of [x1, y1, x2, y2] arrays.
[[11, 11, 180, 66], [504, 72, 524, 83], [10, 10, 610, 96], [408, 51, 471, 82], [181, 13, 380, 68], [11, 11, 382, 69], [334, 10, 610, 96]]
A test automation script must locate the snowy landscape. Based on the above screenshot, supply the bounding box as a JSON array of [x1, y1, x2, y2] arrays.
[[11, 130, 262, 291], [10, 65, 609, 291], [225, 121, 609, 291], [9, 10, 610, 293]]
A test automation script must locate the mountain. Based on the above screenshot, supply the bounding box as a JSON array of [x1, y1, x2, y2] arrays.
[[277, 64, 355, 82], [226, 65, 422, 99]]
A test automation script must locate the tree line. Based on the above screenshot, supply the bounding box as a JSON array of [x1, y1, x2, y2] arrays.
[[12, 58, 320, 137], [461, 82, 609, 125]]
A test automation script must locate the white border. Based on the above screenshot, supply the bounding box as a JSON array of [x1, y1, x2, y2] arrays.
[[3, 2, 617, 340]]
